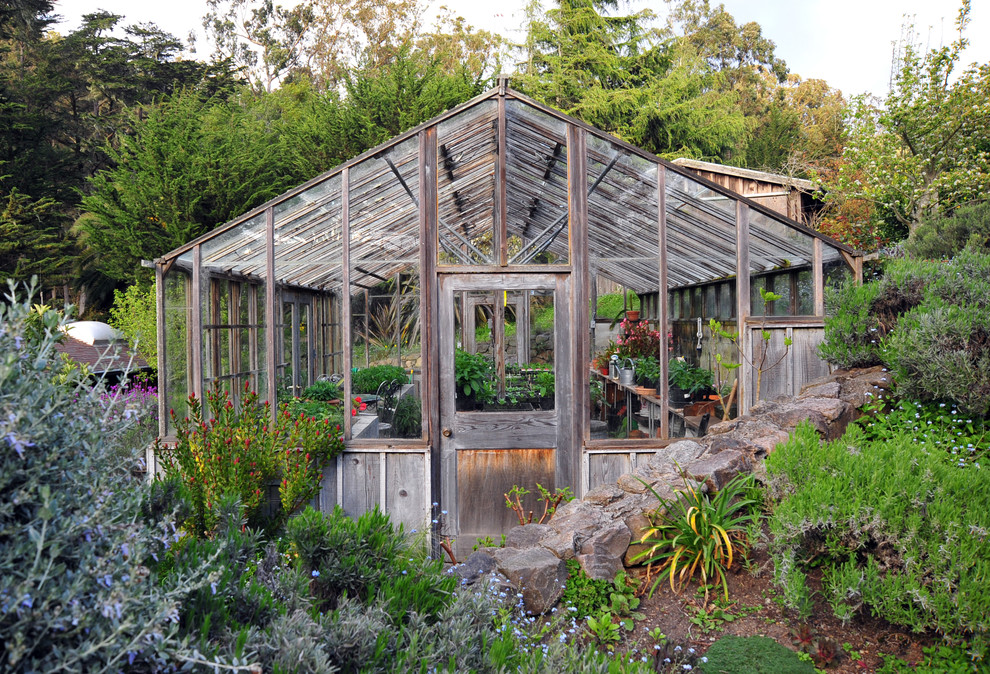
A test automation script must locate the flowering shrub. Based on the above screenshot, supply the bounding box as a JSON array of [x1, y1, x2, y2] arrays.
[[100, 379, 158, 461], [157, 383, 344, 536], [616, 319, 661, 360]]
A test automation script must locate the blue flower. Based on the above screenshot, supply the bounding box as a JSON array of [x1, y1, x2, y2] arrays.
[[311, 570, 320, 578]]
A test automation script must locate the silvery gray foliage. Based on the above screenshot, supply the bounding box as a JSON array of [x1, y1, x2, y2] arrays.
[[0, 281, 242, 672]]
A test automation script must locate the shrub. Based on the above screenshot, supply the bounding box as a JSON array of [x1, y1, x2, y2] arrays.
[[767, 422, 990, 656], [157, 385, 344, 536], [109, 281, 158, 370], [698, 636, 815, 673], [0, 282, 212, 671], [817, 280, 886, 368], [392, 394, 422, 437], [351, 365, 408, 394], [905, 201, 990, 260], [301, 379, 341, 401]]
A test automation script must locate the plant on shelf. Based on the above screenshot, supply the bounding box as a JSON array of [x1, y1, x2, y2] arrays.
[[709, 286, 792, 405], [616, 318, 661, 360], [392, 394, 422, 438], [668, 358, 713, 403], [635, 356, 661, 390], [593, 340, 620, 374], [633, 472, 758, 606], [454, 348, 495, 409]]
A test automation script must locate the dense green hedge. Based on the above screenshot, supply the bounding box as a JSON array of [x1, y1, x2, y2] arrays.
[[767, 421, 990, 657]]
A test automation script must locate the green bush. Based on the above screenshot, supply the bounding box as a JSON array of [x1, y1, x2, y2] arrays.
[[302, 379, 341, 401], [817, 280, 886, 368], [0, 283, 211, 670], [905, 201, 990, 260], [767, 422, 990, 656], [392, 394, 422, 437], [698, 635, 815, 673], [108, 281, 158, 370], [351, 365, 408, 394]]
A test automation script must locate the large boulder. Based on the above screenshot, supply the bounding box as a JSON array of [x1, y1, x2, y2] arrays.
[[493, 547, 568, 614], [576, 518, 631, 580]]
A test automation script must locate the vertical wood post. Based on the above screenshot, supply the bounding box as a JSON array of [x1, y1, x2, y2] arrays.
[[657, 166, 669, 439], [155, 262, 167, 443], [419, 125, 440, 551], [735, 202, 751, 414], [813, 238, 825, 316], [191, 244, 203, 402], [342, 168, 352, 439], [265, 206, 277, 422], [566, 123, 588, 494], [496, 91, 508, 266]]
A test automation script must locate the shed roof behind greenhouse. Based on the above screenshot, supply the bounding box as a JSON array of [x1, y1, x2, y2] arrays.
[[159, 86, 856, 292]]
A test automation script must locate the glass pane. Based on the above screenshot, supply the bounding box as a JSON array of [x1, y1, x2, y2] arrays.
[[349, 138, 423, 440], [665, 170, 737, 288], [749, 209, 814, 317], [200, 213, 266, 278], [274, 177, 343, 288], [281, 301, 294, 400], [163, 268, 190, 436], [797, 269, 814, 315], [300, 303, 310, 389], [438, 100, 497, 265], [506, 100, 570, 265]]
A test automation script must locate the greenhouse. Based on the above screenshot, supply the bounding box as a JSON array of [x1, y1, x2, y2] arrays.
[[154, 83, 861, 548]]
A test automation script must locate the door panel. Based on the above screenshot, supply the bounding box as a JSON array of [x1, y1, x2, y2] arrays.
[[438, 273, 570, 554]]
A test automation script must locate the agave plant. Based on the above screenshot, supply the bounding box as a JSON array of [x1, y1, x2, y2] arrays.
[[633, 472, 758, 606]]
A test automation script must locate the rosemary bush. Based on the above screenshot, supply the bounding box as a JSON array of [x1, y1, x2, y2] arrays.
[[767, 422, 990, 657]]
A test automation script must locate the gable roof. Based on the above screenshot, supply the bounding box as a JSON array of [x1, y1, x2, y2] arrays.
[[158, 87, 857, 294]]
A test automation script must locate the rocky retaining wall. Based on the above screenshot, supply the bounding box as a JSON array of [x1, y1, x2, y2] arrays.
[[453, 367, 891, 614]]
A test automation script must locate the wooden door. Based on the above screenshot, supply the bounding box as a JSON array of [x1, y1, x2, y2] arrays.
[[438, 274, 571, 556]]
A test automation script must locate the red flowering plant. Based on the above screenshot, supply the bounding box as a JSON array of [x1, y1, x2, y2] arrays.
[[156, 381, 344, 537], [351, 396, 368, 417], [616, 319, 662, 360]]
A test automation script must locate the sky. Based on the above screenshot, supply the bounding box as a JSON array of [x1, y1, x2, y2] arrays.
[[51, 0, 989, 99]]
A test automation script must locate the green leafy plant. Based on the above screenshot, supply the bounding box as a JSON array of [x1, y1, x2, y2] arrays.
[[108, 281, 158, 371], [350, 365, 408, 395], [593, 340, 620, 371], [301, 379, 341, 401], [392, 393, 422, 438], [635, 356, 661, 388], [634, 473, 758, 606], [585, 609, 620, 647], [157, 384, 344, 535], [668, 358, 714, 397], [504, 483, 573, 525], [767, 421, 990, 658], [454, 347, 494, 405]]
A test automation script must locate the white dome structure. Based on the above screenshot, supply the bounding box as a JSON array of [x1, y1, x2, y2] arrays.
[[63, 321, 124, 346]]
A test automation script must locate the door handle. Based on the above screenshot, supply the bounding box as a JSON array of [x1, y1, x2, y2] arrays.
[[442, 428, 452, 438]]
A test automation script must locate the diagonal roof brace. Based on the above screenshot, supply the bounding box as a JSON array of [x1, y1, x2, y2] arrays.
[[510, 151, 621, 265], [382, 154, 485, 265]]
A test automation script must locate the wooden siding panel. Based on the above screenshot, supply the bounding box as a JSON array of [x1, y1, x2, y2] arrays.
[[457, 448, 554, 537], [385, 453, 428, 532], [341, 452, 380, 517], [587, 453, 631, 492]]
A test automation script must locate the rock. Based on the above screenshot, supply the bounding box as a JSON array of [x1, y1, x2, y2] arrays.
[[576, 519, 631, 580], [622, 512, 656, 566], [707, 435, 750, 455], [799, 381, 841, 400], [765, 397, 851, 440], [453, 550, 497, 585], [617, 472, 649, 494], [603, 490, 664, 519], [583, 483, 624, 506], [550, 500, 609, 545], [505, 524, 552, 549], [684, 450, 752, 491], [647, 440, 707, 472], [539, 530, 578, 560], [493, 547, 568, 614]]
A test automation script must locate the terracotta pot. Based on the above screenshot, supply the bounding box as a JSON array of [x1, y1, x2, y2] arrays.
[[625, 310, 640, 322]]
